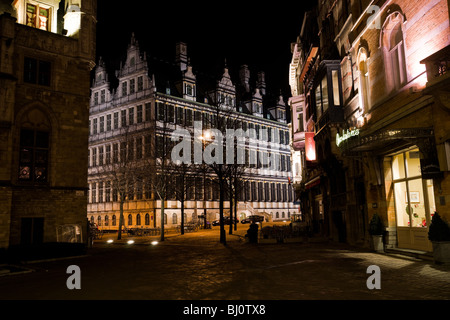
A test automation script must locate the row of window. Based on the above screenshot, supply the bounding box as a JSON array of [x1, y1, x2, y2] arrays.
[[88, 180, 294, 204], [89, 103, 151, 134], [91, 211, 293, 227], [122, 76, 145, 97], [88, 135, 291, 170], [89, 101, 289, 146], [156, 102, 290, 143], [93, 74, 147, 106]]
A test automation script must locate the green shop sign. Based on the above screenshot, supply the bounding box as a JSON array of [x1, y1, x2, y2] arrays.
[[336, 128, 360, 147]]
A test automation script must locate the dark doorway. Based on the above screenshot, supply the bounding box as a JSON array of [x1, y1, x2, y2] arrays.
[[332, 210, 347, 243], [20, 218, 44, 246]]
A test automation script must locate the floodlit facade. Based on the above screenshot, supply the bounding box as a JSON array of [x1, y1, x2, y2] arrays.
[[87, 36, 298, 231], [290, 0, 450, 252], [0, 0, 96, 253]]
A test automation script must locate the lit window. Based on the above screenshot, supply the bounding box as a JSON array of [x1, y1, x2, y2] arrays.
[[381, 12, 407, 92], [357, 48, 370, 112], [26, 3, 50, 31], [19, 129, 49, 183]]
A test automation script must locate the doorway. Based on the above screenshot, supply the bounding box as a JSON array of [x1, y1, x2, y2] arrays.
[[21, 218, 44, 246], [390, 148, 435, 251]]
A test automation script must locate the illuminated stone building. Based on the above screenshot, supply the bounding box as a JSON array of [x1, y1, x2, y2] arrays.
[[0, 0, 96, 255], [290, 0, 450, 252], [87, 36, 297, 231]]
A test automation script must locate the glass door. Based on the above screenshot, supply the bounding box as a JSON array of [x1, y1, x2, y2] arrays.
[[392, 148, 434, 251]]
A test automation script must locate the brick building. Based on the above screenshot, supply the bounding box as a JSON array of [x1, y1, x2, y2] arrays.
[[290, 0, 450, 252], [0, 0, 96, 256]]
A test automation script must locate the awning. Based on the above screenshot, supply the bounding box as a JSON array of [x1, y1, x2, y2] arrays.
[[305, 176, 321, 190], [299, 47, 319, 83], [338, 127, 435, 156]]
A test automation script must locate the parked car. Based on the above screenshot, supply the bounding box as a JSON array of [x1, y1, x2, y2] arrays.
[[212, 216, 239, 226], [241, 215, 264, 224]]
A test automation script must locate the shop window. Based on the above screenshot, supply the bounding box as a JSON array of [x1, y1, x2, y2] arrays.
[[391, 148, 435, 228], [19, 128, 49, 183]]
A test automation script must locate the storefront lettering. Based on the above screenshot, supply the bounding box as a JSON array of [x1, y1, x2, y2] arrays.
[[336, 128, 360, 147]]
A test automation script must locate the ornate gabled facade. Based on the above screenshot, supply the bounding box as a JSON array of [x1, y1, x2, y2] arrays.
[[0, 0, 96, 257], [87, 35, 298, 232]]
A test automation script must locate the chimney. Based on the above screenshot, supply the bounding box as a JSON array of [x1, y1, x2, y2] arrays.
[[256, 71, 266, 96], [176, 42, 188, 72], [239, 65, 250, 92]]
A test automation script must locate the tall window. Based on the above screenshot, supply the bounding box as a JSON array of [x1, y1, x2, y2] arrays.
[[138, 76, 144, 92], [19, 129, 49, 183], [357, 47, 370, 113], [391, 148, 435, 228], [381, 12, 407, 92]]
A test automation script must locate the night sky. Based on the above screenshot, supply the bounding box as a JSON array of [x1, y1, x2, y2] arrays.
[[95, 0, 316, 98]]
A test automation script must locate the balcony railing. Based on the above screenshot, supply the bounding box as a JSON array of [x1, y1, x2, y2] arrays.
[[421, 45, 450, 85]]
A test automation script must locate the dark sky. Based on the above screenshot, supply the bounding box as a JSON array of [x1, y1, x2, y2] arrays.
[[96, 1, 316, 98]]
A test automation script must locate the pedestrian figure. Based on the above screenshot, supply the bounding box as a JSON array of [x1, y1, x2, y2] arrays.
[[247, 221, 259, 243]]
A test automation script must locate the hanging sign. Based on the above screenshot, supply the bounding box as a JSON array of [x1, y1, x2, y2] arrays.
[[305, 132, 316, 161]]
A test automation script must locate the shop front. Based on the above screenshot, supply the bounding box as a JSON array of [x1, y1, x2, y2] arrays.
[[387, 147, 435, 251], [339, 127, 439, 252]]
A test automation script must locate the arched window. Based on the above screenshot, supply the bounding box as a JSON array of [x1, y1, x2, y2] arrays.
[[112, 215, 116, 226], [90, 216, 94, 224], [136, 214, 141, 226], [172, 213, 177, 224], [381, 12, 407, 93], [357, 47, 370, 113], [97, 216, 102, 226], [145, 213, 150, 225], [104, 215, 109, 226], [164, 213, 167, 225], [127, 214, 132, 226]]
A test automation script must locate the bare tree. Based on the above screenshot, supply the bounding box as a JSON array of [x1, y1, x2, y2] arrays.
[[95, 127, 139, 240]]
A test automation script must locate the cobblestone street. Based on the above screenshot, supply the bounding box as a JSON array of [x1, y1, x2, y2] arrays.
[[0, 224, 449, 303]]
